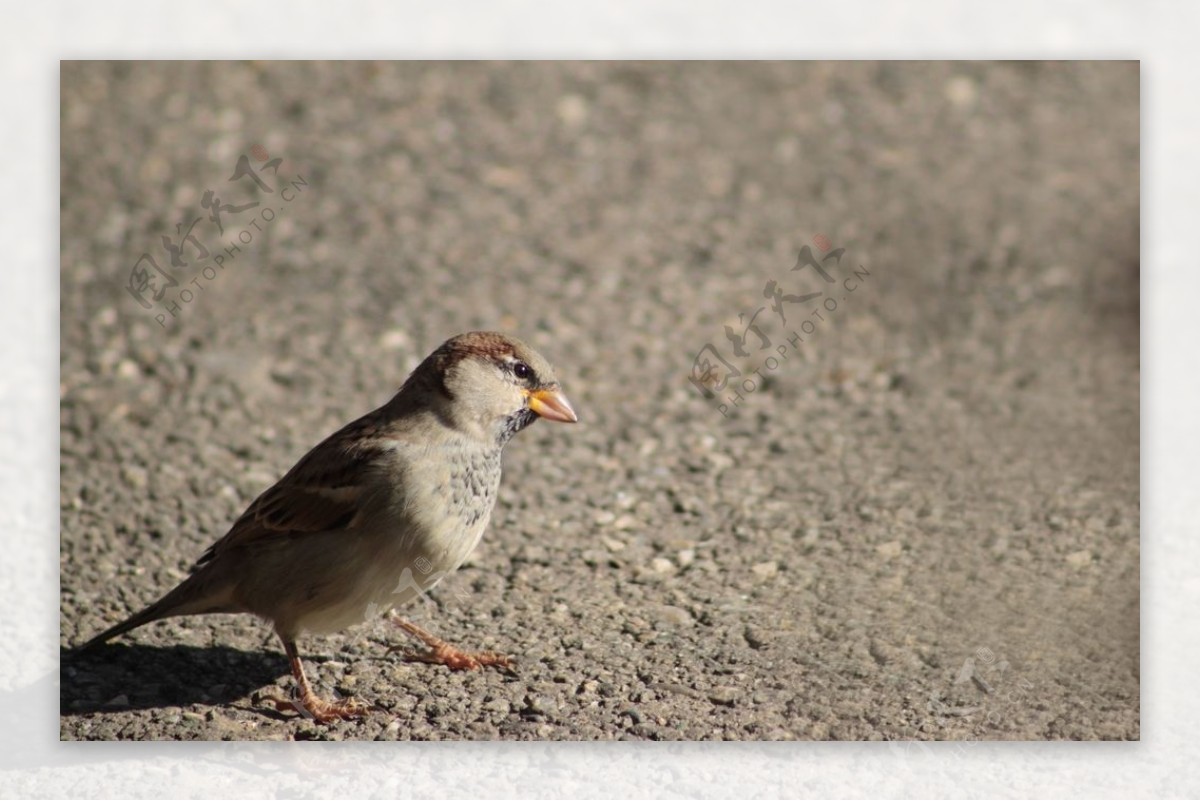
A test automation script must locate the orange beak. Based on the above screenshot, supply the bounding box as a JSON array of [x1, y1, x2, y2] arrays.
[[525, 387, 579, 423]]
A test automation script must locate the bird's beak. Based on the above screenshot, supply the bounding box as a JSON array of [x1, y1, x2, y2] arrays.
[[525, 387, 578, 423]]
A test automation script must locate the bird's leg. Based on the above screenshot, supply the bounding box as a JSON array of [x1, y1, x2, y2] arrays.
[[269, 637, 372, 723], [387, 616, 514, 671]]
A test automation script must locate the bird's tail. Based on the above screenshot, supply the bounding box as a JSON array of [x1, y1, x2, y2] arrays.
[[76, 601, 174, 652], [75, 570, 239, 653]]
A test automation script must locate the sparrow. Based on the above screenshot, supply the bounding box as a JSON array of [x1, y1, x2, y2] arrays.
[[76, 331, 578, 723]]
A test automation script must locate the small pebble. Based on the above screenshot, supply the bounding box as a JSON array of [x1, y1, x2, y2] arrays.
[[652, 605, 693, 627], [613, 514, 639, 531], [556, 94, 589, 127], [708, 687, 740, 706], [944, 75, 977, 107], [751, 561, 778, 578], [1066, 550, 1093, 569], [744, 626, 772, 650], [876, 540, 903, 559]]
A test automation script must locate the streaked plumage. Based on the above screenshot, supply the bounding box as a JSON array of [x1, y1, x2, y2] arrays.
[[77, 331, 577, 722]]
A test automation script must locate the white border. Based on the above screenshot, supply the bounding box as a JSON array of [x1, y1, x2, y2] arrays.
[[4, 0, 1195, 797]]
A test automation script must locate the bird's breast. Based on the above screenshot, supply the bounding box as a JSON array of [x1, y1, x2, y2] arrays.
[[392, 443, 503, 579]]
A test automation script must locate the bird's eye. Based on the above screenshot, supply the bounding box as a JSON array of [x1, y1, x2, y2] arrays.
[[513, 361, 533, 381]]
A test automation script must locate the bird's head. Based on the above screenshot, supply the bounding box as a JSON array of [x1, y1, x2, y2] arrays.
[[402, 331, 578, 445]]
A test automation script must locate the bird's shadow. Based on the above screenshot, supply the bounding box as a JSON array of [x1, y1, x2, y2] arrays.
[[60, 643, 292, 716]]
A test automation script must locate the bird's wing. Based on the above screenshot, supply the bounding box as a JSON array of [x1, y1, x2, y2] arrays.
[[192, 410, 398, 569]]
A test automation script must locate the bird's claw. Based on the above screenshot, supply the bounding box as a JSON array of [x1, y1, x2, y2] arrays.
[[386, 641, 515, 672], [387, 616, 516, 673], [264, 691, 375, 723]]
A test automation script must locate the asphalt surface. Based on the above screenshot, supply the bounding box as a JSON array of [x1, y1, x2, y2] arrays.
[[59, 61, 1139, 741]]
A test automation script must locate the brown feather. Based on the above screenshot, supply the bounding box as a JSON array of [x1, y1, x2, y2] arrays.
[[192, 409, 395, 570]]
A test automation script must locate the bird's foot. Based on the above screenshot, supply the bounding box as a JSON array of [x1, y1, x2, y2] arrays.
[[393, 641, 515, 671], [388, 617, 515, 672], [266, 691, 374, 723]]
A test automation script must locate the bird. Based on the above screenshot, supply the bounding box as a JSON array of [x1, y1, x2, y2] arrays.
[[75, 331, 578, 723]]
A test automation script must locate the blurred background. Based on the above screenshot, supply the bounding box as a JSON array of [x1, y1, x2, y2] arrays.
[[60, 61, 1138, 740]]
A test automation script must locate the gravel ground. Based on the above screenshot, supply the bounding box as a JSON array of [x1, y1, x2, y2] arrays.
[[59, 61, 1139, 741]]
